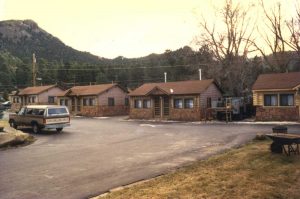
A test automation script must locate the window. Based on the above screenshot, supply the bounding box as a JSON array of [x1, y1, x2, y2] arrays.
[[38, 109, 45, 115], [32, 109, 45, 115], [60, 99, 69, 106], [83, 98, 95, 106], [108, 97, 115, 106], [28, 96, 36, 103], [60, 99, 64, 106], [83, 98, 87, 106], [134, 99, 142, 108], [89, 98, 95, 106], [18, 107, 25, 115], [32, 109, 39, 115], [26, 108, 33, 115], [264, 94, 278, 106], [125, 98, 129, 106], [143, 99, 151, 108], [174, 99, 183, 109], [280, 94, 294, 106], [207, 97, 212, 108], [65, 99, 69, 106], [184, 98, 194, 108], [48, 96, 55, 104], [48, 108, 68, 116]]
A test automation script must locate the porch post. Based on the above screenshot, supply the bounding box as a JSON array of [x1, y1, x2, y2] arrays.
[[160, 96, 163, 118], [75, 97, 78, 113]]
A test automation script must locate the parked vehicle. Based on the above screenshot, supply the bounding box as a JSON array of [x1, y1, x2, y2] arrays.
[[0, 110, 3, 119], [1, 101, 11, 109], [9, 105, 70, 133]]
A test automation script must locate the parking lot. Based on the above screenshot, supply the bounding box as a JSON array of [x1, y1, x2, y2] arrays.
[[0, 116, 299, 199]]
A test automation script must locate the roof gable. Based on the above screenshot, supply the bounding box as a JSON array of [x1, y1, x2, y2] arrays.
[[146, 86, 169, 96], [129, 79, 216, 96], [67, 83, 127, 96], [18, 85, 57, 95], [252, 72, 300, 91]]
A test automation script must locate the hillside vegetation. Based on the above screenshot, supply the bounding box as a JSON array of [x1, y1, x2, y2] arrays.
[[0, 16, 299, 97]]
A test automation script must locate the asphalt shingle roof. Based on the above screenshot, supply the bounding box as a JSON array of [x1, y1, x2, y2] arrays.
[[18, 85, 56, 95], [129, 79, 216, 96], [66, 84, 119, 96], [252, 72, 300, 90]]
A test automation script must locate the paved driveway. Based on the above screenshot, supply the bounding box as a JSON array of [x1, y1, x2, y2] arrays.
[[0, 117, 299, 199]]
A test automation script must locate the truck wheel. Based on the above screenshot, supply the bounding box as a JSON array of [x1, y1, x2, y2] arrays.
[[32, 123, 40, 134], [56, 128, 63, 132], [9, 120, 17, 129]]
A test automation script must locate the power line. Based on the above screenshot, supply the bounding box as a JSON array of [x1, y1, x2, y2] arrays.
[[0, 77, 167, 89], [40, 64, 208, 71]]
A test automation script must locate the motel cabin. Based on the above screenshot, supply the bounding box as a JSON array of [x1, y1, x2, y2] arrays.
[[252, 72, 300, 121], [10, 85, 64, 111], [57, 83, 129, 117], [128, 79, 222, 121]]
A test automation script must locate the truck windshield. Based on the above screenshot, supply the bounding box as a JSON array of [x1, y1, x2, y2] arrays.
[[48, 108, 68, 116]]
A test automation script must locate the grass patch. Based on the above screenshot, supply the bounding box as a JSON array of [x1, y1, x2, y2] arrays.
[[0, 119, 36, 149], [99, 140, 300, 199], [0, 120, 8, 127]]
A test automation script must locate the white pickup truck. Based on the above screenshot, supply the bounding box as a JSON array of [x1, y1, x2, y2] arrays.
[[9, 105, 70, 133]]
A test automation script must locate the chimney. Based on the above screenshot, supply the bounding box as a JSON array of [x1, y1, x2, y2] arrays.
[[164, 72, 167, 83], [199, 69, 202, 80]]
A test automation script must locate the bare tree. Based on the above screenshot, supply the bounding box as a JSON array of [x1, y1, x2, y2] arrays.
[[196, 0, 256, 96], [256, 0, 295, 72], [286, 3, 300, 55]]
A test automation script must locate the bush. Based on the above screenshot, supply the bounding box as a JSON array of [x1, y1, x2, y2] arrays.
[[254, 133, 267, 141]]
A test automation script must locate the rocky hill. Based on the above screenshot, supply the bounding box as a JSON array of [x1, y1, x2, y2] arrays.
[[0, 20, 100, 63]]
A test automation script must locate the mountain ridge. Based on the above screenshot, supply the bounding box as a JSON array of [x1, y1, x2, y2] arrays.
[[0, 19, 101, 63]]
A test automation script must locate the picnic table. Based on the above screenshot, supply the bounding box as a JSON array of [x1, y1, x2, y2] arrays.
[[266, 133, 300, 156]]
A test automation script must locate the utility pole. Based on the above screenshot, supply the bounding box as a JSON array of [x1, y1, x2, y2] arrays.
[[199, 68, 202, 80], [32, 53, 37, 86]]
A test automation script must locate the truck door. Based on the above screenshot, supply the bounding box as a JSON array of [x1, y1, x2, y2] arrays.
[[16, 107, 26, 125]]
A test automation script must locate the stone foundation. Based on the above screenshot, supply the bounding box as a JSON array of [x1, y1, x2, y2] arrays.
[[80, 105, 129, 117], [129, 108, 153, 119], [255, 106, 299, 121], [129, 107, 202, 121], [169, 108, 201, 121]]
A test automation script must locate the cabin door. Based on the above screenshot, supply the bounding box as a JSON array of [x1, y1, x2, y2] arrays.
[[163, 96, 170, 117], [71, 98, 76, 112], [154, 96, 169, 118], [154, 96, 161, 117]]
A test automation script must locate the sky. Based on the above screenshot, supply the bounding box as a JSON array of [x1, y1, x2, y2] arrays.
[[0, 0, 298, 58]]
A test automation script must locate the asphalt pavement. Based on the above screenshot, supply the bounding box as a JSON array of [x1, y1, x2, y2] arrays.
[[0, 116, 299, 199]]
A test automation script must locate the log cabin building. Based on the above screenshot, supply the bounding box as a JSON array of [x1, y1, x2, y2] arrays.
[[128, 79, 222, 121], [10, 85, 64, 111], [57, 83, 129, 117], [252, 72, 300, 121]]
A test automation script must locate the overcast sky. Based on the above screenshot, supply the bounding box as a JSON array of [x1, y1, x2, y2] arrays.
[[0, 0, 297, 58]]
